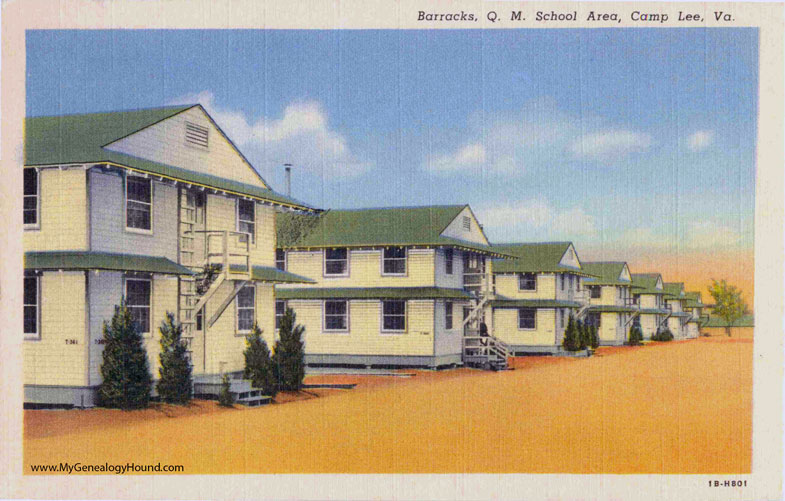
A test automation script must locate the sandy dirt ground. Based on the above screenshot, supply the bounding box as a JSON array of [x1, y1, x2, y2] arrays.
[[24, 334, 751, 474]]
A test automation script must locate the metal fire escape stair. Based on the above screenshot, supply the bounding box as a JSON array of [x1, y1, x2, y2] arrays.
[[460, 265, 510, 371]]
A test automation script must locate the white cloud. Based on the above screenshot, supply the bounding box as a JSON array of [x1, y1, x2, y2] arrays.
[[684, 221, 743, 249], [428, 143, 486, 174], [570, 130, 653, 161], [687, 130, 714, 152], [476, 200, 597, 241], [170, 91, 369, 178]]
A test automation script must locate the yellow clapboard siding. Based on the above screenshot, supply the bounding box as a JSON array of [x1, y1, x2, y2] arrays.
[[492, 308, 557, 346], [205, 194, 275, 268], [143, 275, 179, 377], [23, 272, 87, 386], [598, 312, 619, 343], [285, 249, 436, 288], [494, 273, 557, 299], [24, 168, 87, 251], [290, 300, 434, 356]]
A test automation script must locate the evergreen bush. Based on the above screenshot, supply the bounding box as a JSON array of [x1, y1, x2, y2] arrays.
[[562, 314, 580, 351], [156, 312, 193, 405], [652, 326, 674, 342], [273, 307, 306, 391], [590, 324, 599, 349], [98, 301, 152, 410], [217, 374, 234, 407], [627, 325, 643, 346], [577, 319, 589, 350], [243, 322, 278, 397]]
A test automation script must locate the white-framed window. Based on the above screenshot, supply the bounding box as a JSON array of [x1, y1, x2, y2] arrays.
[[324, 300, 348, 332], [382, 247, 406, 275], [324, 248, 348, 277], [195, 307, 203, 331], [126, 175, 152, 232], [518, 308, 536, 330], [560, 274, 565, 291], [236, 284, 255, 333], [382, 300, 406, 332], [185, 121, 209, 149], [275, 249, 287, 271], [237, 199, 255, 243], [445, 248, 454, 275], [23, 272, 40, 339], [23, 168, 39, 228], [275, 300, 286, 330], [518, 273, 536, 291], [590, 286, 601, 299], [445, 301, 453, 330], [125, 277, 151, 335]]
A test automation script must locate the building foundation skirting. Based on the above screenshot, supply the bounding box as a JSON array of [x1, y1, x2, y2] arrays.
[[305, 353, 462, 369], [508, 345, 561, 355], [24, 384, 100, 408]]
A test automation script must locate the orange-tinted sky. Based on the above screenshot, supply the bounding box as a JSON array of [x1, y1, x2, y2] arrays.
[[584, 248, 754, 307]]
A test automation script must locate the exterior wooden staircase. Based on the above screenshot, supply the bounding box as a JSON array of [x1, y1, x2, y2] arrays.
[[461, 259, 510, 371]]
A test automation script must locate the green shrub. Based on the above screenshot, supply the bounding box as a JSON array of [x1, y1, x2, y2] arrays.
[[156, 312, 193, 405], [273, 307, 306, 391], [577, 319, 590, 350], [217, 374, 234, 407], [652, 327, 674, 342], [627, 325, 643, 346], [243, 322, 278, 397], [562, 314, 581, 351], [589, 324, 599, 349], [98, 301, 152, 410]]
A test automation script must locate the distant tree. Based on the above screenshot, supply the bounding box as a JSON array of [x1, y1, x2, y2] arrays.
[[707, 279, 749, 337], [156, 312, 193, 405], [243, 322, 278, 397], [217, 374, 234, 407], [273, 307, 306, 391], [98, 301, 152, 410]]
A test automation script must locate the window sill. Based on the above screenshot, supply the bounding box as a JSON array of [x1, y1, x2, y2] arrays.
[[322, 330, 350, 335], [125, 227, 154, 236], [381, 273, 407, 277], [517, 327, 537, 331], [323, 274, 350, 279], [23, 334, 41, 341], [24, 224, 40, 231], [380, 330, 407, 335]]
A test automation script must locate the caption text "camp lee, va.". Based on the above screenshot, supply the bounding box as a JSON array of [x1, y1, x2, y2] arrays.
[[417, 10, 735, 24]]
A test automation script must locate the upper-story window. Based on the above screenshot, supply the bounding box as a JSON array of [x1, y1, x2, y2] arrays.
[[569, 275, 574, 290], [589, 286, 601, 299], [275, 249, 286, 271], [24, 273, 39, 339], [560, 274, 565, 291], [518, 273, 536, 291], [518, 308, 536, 329], [185, 121, 209, 149], [126, 277, 151, 335], [23, 168, 39, 227], [126, 176, 152, 232], [324, 248, 348, 277], [382, 247, 406, 275], [236, 284, 255, 333], [237, 199, 255, 243], [382, 300, 406, 332], [445, 248, 454, 275]]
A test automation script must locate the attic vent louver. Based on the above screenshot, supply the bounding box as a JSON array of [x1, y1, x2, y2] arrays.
[[185, 121, 209, 148], [462, 216, 471, 231]]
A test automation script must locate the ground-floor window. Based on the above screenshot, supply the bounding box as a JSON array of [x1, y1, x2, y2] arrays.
[[445, 301, 453, 330], [126, 277, 151, 335], [382, 300, 406, 332], [518, 308, 536, 330], [236, 284, 255, 333], [324, 300, 348, 332], [24, 272, 39, 338], [275, 300, 286, 330]]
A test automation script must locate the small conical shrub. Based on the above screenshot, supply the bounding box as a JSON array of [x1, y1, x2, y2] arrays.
[[273, 307, 306, 391], [577, 319, 589, 350], [652, 326, 674, 342], [562, 314, 580, 351], [157, 312, 193, 405], [217, 374, 234, 407], [98, 301, 152, 409], [243, 322, 277, 397], [627, 325, 643, 346], [590, 324, 599, 349]]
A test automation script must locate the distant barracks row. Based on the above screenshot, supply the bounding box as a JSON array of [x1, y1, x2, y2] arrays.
[[21, 105, 709, 407]]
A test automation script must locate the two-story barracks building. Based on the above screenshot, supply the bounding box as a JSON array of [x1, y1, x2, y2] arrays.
[[581, 261, 640, 346], [22, 105, 315, 407], [488, 242, 593, 354], [274, 205, 506, 368]]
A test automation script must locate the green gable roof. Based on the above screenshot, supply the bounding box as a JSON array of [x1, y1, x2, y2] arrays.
[[582, 262, 636, 287], [663, 282, 685, 300], [277, 206, 504, 255], [25, 251, 193, 275], [631, 273, 666, 295], [276, 287, 473, 300], [25, 106, 314, 211], [490, 242, 592, 275], [683, 291, 706, 308]]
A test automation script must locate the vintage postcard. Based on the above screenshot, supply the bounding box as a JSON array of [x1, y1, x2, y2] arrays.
[[0, 1, 782, 500]]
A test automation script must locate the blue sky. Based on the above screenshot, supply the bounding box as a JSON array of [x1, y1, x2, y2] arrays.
[[26, 29, 757, 256]]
